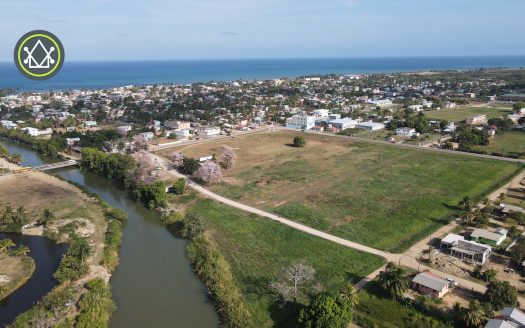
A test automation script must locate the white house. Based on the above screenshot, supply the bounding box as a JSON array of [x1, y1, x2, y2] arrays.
[[408, 105, 424, 112], [21, 127, 52, 137], [312, 109, 330, 117], [396, 127, 419, 137], [116, 125, 132, 136], [196, 126, 221, 136], [286, 115, 316, 131], [0, 120, 18, 129], [83, 121, 97, 128], [139, 132, 154, 141]]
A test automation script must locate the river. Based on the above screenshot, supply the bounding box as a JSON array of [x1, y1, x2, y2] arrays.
[[0, 139, 218, 327]]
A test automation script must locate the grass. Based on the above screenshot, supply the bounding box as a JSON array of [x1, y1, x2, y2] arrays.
[[0, 254, 35, 301], [354, 282, 452, 328], [472, 131, 525, 158], [424, 106, 512, 122], [185, 197, 385, 327], [163, 130, 523, 252]]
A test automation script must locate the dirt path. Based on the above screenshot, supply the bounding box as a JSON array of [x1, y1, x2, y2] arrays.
[[487, 170, 525, 203], [151, 152, 525, 304]]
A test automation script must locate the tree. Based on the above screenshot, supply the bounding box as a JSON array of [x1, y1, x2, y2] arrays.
[[518, 117, 525, 125], [405, 313, 440, 328], [340, 283, 359, 308], [472, 209, 489, 227], [181, 213, 204, 240], [171, 178, 186, 195], [461, 300, 488, 328], [377, 262, 408, 300], [485, 281, 518, 310], [218, 145, 237, 169], [0, 238, 15, 253], [37, 209, 55, 226], [458, 196, 474, 212], [482, 268, 497, 283], [510, 239, 525, 264], [171, 152, 185, 167], [11, 245, 30, 257], [299, 294, 352, 328], [181, 157, 200, 175], [270, 260, 320, 303], [293, 136, 306, 147], [193, 161, 223, 185], [513, 101, 525, 112]]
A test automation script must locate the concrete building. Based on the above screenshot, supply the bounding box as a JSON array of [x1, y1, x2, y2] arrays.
[[411, 271, 450, 298], [286, 115, 316, 130], [356, 121, 385, 131], [196, 126, 221, 136], [164, 120, 191, 130], [440, 233, 492, 264], [396, 127, 419, 137], [328, 118, 358, 130], [466, 115, 487, 126], [470, 228, 507, 246]]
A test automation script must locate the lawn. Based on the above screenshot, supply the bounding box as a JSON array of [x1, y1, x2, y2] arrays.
[[472, 131, 525, 158], [161, 130, 523, 252], [185, 197, 385, 327], [424, 106, 512, 122]]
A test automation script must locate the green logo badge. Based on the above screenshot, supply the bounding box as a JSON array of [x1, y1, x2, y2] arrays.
[[14, 30, 65, 80]]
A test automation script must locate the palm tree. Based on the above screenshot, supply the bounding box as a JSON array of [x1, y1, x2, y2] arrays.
[[498, 193, 506, 204], [37, 209, 55, 227], [378, 262, 408, 300], [462, 208, 476, 227], [405, 313, 439, 328], [0, 206, 15, 226], [340, 282, 359, 307], [462, 300, 488, 328], [472, 209, 489, 227], [11, 245, 30, 257], [458, 196, 473, 212], [0, 239, 16, 253], [15, 206, 26, 224]]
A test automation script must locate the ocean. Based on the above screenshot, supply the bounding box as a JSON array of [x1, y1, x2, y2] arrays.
[[0, 56, 524, 92]]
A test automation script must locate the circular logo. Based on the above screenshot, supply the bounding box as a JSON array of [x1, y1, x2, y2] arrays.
[[13, 30, 64, 80]]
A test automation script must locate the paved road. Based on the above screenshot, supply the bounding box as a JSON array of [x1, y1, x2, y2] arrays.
[[152, 152, 525, 303]]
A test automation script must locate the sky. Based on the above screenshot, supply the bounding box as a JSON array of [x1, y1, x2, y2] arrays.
[[1, 0, 524, 61]]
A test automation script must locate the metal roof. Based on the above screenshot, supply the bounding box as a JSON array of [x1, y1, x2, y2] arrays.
[[484, 319, 518, 328], [471, 229, 506, 242], [412, 272, 448, 292], [501, 307, 525, 325]]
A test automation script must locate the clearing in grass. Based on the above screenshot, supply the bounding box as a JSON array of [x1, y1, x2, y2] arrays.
[[160, 130, 523, 252], [183, 197, 384, 327], [424, 106, 511, 122], [473, 131, 525, 158]]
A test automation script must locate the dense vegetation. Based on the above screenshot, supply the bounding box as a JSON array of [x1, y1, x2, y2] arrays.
[[100, 208, 127, 272], [53, 234, 91, 283], [80, 147, 136, 182], [76, 279, 116, 328], [0, 127, 66, 156], [0, 205, 27, 232]]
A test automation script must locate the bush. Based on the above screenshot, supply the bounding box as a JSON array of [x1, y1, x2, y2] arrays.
[[76, 278, 116, 328], [293, 136, 306, 147], [101, 220, 123, 272], [54, 234, 91, 283], [171, 178, 186, 195], [181, 157, 200, 175]]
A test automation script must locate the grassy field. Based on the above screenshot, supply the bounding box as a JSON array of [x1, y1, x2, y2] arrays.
[[0, 253, 35, 300], [184, 197, 385, 327], [354, 282, 451, 328], [424, 106, 512, 122], [472, 131, 525, 158], [162, 130, 523, 252]]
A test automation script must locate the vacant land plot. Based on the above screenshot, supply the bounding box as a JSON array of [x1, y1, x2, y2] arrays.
[[161, 130, 522, 252], [424, 106, 511, 122], [0, 253, 34, 300], [473, 131, 525, 158], [0, 172, 106, 263], [185, 197, 384, 327]]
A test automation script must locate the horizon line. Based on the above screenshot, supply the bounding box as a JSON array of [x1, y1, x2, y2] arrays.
[[1, 54, 525, 64]]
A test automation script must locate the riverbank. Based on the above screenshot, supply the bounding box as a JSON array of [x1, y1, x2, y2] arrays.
[[0, 254, 35, 301], [0, 168, 123, 326]]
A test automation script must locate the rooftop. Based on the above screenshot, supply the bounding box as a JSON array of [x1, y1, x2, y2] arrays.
[[412, 272, 449, 292]]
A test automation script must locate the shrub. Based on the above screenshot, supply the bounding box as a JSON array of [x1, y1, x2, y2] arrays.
[[293, 136, 306, 147]]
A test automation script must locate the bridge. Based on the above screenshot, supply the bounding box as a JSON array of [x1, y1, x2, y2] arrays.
[[34, 160, 79, 171]]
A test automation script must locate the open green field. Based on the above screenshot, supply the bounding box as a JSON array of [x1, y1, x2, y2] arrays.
[[472, 131, 525, 158], [185, 197, 384, 327], [424, 106, 512, 122], [162, 130, 523, 252]]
